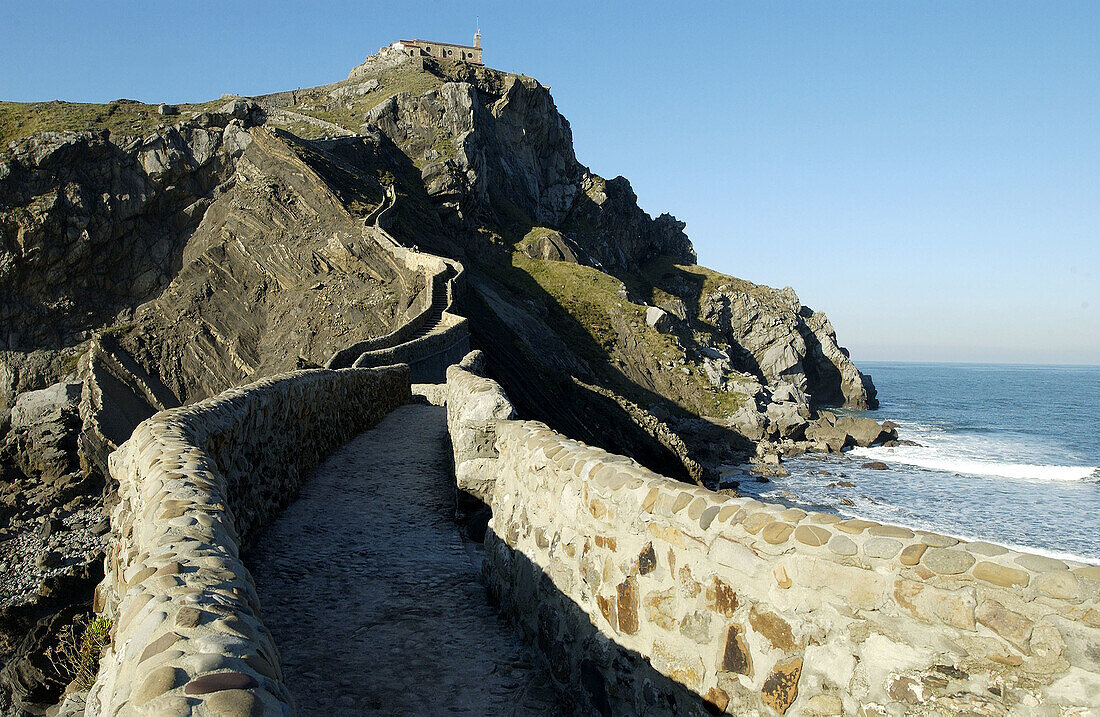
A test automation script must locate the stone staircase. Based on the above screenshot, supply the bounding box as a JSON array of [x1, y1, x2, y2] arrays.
[[326, 184, 470, 380]]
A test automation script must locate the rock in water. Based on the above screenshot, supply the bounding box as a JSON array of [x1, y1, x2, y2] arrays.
[[861, 461, 890, 470], [834, 416, 893, 447], [804, 419, 849, 453]]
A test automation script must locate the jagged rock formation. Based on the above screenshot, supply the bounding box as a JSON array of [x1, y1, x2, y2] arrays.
[[700, 283, 877, 409], [1, 106, 421, 713], [345, 58, 875, 473], [117, 127, 418, 403], [1, 52, 880, 713]]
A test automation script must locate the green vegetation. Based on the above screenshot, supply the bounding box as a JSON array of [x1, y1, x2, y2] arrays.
[[0, 99, 225, 145], [512, 252, 635, 358], [51, 615, 112, 689], [497, 246, 746, 417], [60, 346, 88, 376], [640, 255, 763, 303], [517, 227, 558, 250], [280, 65, 447, 136], [101, 322, 135, 338]]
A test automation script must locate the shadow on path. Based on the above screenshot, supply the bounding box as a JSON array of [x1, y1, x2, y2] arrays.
[[247, 404, 567, 715]]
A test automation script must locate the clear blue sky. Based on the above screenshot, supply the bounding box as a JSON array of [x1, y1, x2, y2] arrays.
[[4, 1, 1098, 365]]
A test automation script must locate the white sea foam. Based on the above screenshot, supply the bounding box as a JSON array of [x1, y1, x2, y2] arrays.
[[848, 446, 1097, 482], [757, 482, 1100, 565], [832, 507, 1100, 565]]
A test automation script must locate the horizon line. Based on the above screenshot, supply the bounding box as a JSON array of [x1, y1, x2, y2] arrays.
[[855, 358, 1100, 369]]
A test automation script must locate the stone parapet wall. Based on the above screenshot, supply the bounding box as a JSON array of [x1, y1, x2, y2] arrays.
[[444, 365, 1100, 715], [351, 313, 470, 383], [444, 354, 514, 532], [87, 365, 410, 716], [326, 185, 469, 381]]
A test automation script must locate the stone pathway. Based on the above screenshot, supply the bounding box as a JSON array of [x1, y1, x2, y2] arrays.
[[247, 404, 567, 715]]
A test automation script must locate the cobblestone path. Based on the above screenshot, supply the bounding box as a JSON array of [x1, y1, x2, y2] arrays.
[[247, 404, 566, 715]]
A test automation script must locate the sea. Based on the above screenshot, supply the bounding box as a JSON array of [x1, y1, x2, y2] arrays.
[[727, 362, 1100, 564]]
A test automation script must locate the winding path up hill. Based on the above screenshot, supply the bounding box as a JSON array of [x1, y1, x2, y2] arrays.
[[325, 183, 470, 378], [245, 404, 565, 715]]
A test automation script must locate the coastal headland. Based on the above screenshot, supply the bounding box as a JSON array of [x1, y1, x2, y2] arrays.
[[1, 50, 1096, 715]]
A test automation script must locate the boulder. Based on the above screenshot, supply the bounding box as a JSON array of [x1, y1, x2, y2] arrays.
[[764, 402, 808, 441], [834, 416, 894, 447], [751, 461, 789, 478], [771, 382, 809, 406], [645, 306, 676, 334], [157, 103, 178, 116], [5, 383, 82, 481], [520, 229, 581, 263], [804, 419, 848, 454], [727, 405, 767, 442], [218, 98, 264, 126], [659, 297, 688, 321], [861, 461, 890, 470]]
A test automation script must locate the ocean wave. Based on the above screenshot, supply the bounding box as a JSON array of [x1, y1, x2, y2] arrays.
[[848, 447, 1097, 482]]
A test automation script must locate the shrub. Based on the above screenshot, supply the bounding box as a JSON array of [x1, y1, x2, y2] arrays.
[[51, 614, 113, 690]]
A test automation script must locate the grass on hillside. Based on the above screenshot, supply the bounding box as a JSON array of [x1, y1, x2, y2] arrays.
[[281, 65, 447, 136], [0, 99, 226, 146], [501, 246, 747, 417], [640, 255, 766, 303]]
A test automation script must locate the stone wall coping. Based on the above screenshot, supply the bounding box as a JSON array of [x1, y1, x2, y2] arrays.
[[447, 363, 1099, 713], [350, 314, 469, 371], [87, 365, 410, 716], [494, 419, 1100, 597]]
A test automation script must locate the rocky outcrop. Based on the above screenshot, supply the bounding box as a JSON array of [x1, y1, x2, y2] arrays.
[[117, 127, 415, 404], [3, 383, 81, 488], [562, 174, 695, 270], [0, 109, 257, 356], [700, 283, 877, 410], [366, 74, 583, 229], [365, 72, 694, 270]]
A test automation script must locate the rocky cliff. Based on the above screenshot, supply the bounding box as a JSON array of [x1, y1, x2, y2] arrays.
[[0, 102, 422, 713], [328, 55, 877, 471], [0, 53, 878, 713]]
